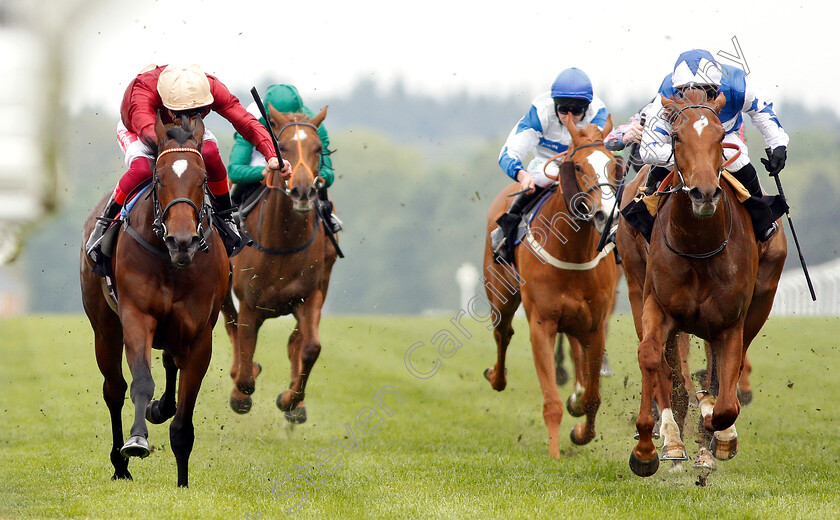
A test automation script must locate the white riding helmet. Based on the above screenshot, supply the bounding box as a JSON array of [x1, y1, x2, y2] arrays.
[[157, 64, 214, 111]]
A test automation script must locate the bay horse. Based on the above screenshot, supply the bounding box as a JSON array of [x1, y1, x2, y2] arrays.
[[222, 106, 337, 423], [615, 89, 787, 477], [80, 114, 229, 487], [483, 115, 622, 457]]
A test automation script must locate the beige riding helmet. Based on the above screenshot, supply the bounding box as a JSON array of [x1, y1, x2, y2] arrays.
[[157, 64, 214, 110]]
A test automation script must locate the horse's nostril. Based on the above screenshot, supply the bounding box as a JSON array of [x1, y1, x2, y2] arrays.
[[689, 187, 703, 202], [307, 187, 317, 200], [290, 187, 302, 200], [712, 187, 722, 200]]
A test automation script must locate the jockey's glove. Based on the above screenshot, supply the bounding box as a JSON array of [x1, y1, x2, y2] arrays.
[[761, 146, 787, 177]]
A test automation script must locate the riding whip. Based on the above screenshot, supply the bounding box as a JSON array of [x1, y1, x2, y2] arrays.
[[770, 163, 816, 301], [250, 87, 284, 164]]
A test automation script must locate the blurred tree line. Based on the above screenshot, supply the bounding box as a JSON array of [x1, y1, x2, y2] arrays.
[[19, 80, 840, 313]]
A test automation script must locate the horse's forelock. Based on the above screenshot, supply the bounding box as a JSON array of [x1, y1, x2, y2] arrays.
[[166, 125, 195, 145]]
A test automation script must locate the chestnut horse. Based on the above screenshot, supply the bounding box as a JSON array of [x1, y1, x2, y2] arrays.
[[80, 114, 229, 487], [616, 90, 787, 477], [222, 106, 337, 423], [483, 115, 622, 457]]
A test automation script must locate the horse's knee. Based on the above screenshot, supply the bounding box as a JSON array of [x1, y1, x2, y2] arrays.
[[301, 342, 321, 367], [169, 420, 195, 457], [637, 340, 663, 372], [542, 400, 563, 425]]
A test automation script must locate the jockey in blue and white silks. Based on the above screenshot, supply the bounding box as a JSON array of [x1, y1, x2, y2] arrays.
[[493, 67, 611, 264], [640, 49, 789, 173], [499, 78, 608, 188], [626, 49, 789, 242]]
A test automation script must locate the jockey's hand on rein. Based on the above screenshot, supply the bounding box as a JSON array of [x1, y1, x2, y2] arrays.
[[761, 146, 787, 177]]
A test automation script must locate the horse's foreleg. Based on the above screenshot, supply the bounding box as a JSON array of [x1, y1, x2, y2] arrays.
[[146, 352, 177, 424], [569, 329, 604, 446], [278, 295, 323, 424], [659, 333, 688, 462], [170, 333, 212, 488], [120, 311, 156, 460], [230, 305, 262, 414], [483, 293, 518, 392], [527, 311, 562, 457], [630, 296, 674, 477], [704, 327, 743, 460], [565, 336, 585, 417]]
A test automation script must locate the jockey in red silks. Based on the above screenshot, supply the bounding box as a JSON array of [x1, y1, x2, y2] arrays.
[[85, 63, 292, 262]]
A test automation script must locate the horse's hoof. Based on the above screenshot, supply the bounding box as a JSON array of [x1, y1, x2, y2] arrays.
[[230, 395, 252, 414], [276, 391, 294, 412], [737, 388, 753, 406], [693, 447, 718, 470], [111, 470, 133, 481], [145, 400, 173, 424], [629, 451, 659, 477], [120, 435, 150, 459], [284, 405, 308, 424], [566, 394, 584, 418], [710, 434, 738, 460], [661, 443, 688, 461], [569, 427, 592, 446], [483, 367, 507, 391]]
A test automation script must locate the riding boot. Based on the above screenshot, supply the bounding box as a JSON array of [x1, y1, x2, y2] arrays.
[[85, 194, 122, 265], [317, 187, 342, 233], [643, 166, 671, 195], [731, 163, 780, 242], [494, 186, 546, 264], [210, 192, 248, 257]]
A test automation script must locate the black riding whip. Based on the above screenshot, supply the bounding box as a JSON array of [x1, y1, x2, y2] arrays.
[[250, 86, 284, 164], [771, 166, 816, 301]]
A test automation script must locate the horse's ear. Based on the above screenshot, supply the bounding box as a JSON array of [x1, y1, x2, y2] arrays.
[[311, 105, 328, 128], [267, 103, 284, 132], [154, 111, 167, 144], [711, 91, 727, 113], [193, 115, 205, 148], [601, 114, 613, 137], [563, 112, 581, 140]]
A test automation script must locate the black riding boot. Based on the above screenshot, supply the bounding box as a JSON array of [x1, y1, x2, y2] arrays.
[[210, 192, 247, 257], [643, 166, 671, 195], [494, 186, 545, 264], [85, 194, 122, 265], [731, 163, 780, 242], [317, 187, 342, 233]]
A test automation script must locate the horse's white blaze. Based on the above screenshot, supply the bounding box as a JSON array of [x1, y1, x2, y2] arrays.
[[294, 129, 308, 141], [587, 151, 614, 200], [172, 159, 188, 178], [694, 115, 708, 137]]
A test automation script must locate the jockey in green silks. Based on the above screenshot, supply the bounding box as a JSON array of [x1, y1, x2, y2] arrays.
[[228, 83, 341, 232]]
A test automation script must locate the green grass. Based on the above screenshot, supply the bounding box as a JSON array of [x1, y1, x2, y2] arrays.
[[1, 314, 840, 519]]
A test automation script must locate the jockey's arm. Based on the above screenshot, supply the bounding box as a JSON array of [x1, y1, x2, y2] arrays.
[[499, 108, 541, 181], [742, 83, 790, 151]]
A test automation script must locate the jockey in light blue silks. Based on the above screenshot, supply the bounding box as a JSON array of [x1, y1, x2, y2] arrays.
[[494, 67, 610, 264], [631, 49, 789, 242]]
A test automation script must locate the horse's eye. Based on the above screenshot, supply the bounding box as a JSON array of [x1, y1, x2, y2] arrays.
[[278, 145, 287, 153], [269, 121, 277, 128]]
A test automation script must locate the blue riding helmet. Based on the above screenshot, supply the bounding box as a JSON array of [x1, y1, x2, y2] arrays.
[[550, 67, 593, 103]]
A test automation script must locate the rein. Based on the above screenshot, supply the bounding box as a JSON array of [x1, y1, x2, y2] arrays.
[[240, 190, 320, 255]]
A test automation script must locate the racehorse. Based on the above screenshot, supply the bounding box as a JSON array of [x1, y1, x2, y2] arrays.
[[483, 115, 622, 457], [222, 106, 337, 423], [80, 114, 229, 487], [615, 89, 787, 476]]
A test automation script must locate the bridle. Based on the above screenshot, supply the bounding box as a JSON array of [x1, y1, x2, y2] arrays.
[[544, 140, 623, 222], [125, 146, 212, 258], [263, 121, 324, 192], [655, 103, 741, 259]]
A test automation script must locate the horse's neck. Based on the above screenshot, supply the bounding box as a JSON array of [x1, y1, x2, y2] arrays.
[[253, 190, 316, 246], [664, 191, 730, 251], [535, 194, 598, 261]]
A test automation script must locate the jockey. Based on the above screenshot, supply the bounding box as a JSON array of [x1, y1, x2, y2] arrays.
[[495, 67, 609, 264], [634, 49, 789, 242], [228, 83, 342, 233], [85, 63, 292, 264]]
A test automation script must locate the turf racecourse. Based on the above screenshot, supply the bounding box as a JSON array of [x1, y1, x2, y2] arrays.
[[1, 314, 839, 519]]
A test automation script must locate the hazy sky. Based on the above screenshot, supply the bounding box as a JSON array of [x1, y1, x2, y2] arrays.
[[57, 1, 834, 117]]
